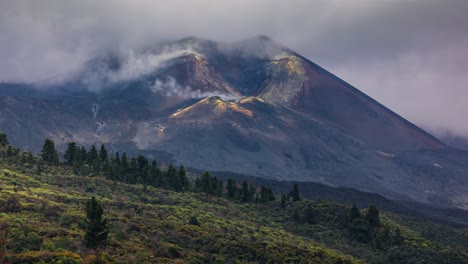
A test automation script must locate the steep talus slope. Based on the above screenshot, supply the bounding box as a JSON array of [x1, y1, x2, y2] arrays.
[[255, 52, 445, 152], [0, 36, 467, 209]]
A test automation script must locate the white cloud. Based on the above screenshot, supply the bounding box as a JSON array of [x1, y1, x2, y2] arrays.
[[150, 77, 242, 101], [333, 39, 468, 138]]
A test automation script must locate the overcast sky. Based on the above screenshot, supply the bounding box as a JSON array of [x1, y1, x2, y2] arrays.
[[1, 0, 467, 139]]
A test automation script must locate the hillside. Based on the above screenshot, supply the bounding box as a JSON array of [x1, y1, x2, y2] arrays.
[[0, 135, 467, 263]]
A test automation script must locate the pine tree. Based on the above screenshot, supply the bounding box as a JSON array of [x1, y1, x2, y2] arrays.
[[393, 227, 404, 245], [0, 133, 8, 147], [348, 218, 371, 242], [80, 146, 87, 163], [121, 152, 129, 176], [366, 205, 380, 228], [128, 158, 138, 184], [290, 184, 301, 202], [241, 182, 253, 203], [258, 187, 275, 203], [196, 172, 219, 195], [178, 165, 190, 191], [87, 145, 100, 173], [99, 145, 108, 163], [136, 155, 149, 184], [41, 139, 59, 165], [280, 195, 287, 208], [63, 142, 77, 166], [99, 145, 109, 173], [194, 178, 201, 192], [267, 188, 275, 202], [216, 180, 224, 197], [87, 145, 98, 164], [249, 184, 256, 201], [72, 147, 84, 174], [84, 196, 108, 249], [226, 179, 238, 200], [150, 161, 162, 187], [106, 153, 120, 181], [110, 152, 122, 181], [6, 146, 19, 158], [259, 186, 268, 203], [166, 165, 179, 191], [350, 204, 361, 220], [114, 152, 121, 165], [72, 146, 88, 175], [304, 204, 317, 224], [379, 226, 391, 249]]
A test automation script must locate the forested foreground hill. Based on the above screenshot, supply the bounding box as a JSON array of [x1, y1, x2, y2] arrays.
[[0, 135, 467, 263]]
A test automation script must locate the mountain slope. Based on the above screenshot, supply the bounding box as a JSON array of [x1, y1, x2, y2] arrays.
[[0, 36, 467, 209], [0, 143, 467, 263], [256, 52, 446, 152]]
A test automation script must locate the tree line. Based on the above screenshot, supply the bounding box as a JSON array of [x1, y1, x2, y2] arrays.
[[0, 135, 280, 205], [60, 140, 280, 203]]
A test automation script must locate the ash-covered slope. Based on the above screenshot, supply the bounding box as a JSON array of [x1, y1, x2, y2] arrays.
[[0, 36, 467, 209]]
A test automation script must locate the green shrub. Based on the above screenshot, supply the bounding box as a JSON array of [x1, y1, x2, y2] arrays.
[[0, 196, 22, 213], [7, 250, 83, 264]]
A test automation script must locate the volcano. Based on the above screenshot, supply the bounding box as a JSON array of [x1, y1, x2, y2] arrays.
[[1, 36, 467, 209]]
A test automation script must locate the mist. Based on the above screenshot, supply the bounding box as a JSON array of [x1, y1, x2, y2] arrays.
[[80, 45, 200, 91], [150, 76, 242, 101], [1, 0, 468, 139]]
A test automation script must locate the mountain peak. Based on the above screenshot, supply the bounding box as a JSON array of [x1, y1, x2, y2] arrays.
[[252, 35, 275, 43], [176, 35, 276, 45], [176, 36, 213, 44], [236, 35, 280, 46], [169, 36, 220, 56], [230, 35, 287, 59]]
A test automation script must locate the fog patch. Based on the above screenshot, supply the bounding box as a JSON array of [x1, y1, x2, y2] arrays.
[[150, 76, 242, 101], [80, 46, 199, 91]]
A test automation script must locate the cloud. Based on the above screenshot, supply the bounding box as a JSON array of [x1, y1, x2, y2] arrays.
[[79, 45, 199, 91], [1, 0, 468, 137], [106, 49, 195, 83], [74, 36, 286, 92], [0, 0, 336, 83], [333, 38, 468, 139], [150, 77, 242, 101]]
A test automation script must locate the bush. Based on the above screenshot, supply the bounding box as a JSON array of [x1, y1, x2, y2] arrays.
[[7, 250, 83, 264], [9, 231, 43, 253], [85, 254, 110, 264], [0, 196, 22, 213], [189, 216, 201, 226]]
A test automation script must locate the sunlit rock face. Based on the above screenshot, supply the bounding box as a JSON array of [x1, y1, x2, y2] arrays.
[[1, 36, 467, 209]]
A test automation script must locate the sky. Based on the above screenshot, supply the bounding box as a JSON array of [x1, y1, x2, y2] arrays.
[[1, 0, 468, 139]]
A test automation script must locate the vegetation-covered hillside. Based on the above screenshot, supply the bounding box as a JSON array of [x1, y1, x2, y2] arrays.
[[0, 133, 467, 263]]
